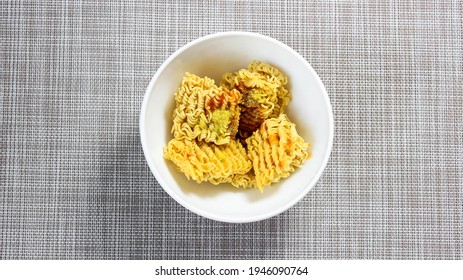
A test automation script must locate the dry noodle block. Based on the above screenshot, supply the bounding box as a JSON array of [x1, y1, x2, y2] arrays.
[[221, 61, 290, 138], [245, 114, 310, 192], [164, 138, 252, 186], [172, 73, 241, 145]]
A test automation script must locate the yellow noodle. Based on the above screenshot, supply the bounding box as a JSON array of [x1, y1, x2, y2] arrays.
[[165, 63, 309, 192], [164, 138, 252, 185], [220, 61, 291, 137], [248, 61, 290, 118], [229, 172, 256, 188], [172, 73, 241, 145], [245, 114, 310, 192]]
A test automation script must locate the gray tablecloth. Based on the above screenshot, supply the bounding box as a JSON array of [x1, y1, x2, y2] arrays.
[[1, 0, 462, 259]]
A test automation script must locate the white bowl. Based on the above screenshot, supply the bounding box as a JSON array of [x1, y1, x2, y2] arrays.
[[140, 32, 333, 223]]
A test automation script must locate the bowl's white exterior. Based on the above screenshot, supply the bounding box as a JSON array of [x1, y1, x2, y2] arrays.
[[140, 32, 333, 223]]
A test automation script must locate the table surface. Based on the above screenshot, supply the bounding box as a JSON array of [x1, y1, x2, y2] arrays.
[[1, 0, 462, 259]]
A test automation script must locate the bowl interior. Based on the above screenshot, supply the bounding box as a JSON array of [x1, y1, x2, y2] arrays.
[[141, 33, 332, 223]]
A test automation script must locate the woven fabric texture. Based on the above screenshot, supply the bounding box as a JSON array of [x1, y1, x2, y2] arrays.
[[1, 0, 462, 259]]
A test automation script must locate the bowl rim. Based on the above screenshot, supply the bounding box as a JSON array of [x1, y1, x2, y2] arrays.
[[140, 31, 334, 223]]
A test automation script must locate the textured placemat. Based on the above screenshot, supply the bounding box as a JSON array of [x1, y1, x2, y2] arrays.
[[1, 0, 462, 259]]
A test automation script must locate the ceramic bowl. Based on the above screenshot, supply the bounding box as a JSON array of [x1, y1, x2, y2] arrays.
[[140, 32, 333, 223]]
